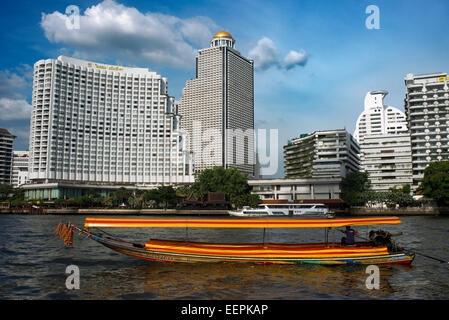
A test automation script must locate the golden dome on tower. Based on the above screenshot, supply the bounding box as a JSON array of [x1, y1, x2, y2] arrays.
[[212, 30, 233, 39]]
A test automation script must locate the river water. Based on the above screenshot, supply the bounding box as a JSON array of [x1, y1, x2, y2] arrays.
[[0, 214, 448, 300]]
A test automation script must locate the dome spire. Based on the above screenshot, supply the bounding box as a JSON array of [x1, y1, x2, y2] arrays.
[[210, 30, 235, 48]]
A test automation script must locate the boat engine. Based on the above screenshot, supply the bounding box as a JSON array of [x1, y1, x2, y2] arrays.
[[369, 229, 392, 247]]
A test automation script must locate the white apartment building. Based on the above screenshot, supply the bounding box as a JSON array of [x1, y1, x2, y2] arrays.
[[25, 56, 192, 200], [284, 129, 360, 179], [360, 134, 412, 191], [249, 177, 343, 202], [404, 72, 449, 187], [179, 30, 255, 176], [354, 91, 412, 191], [0, 128, 15, 185], [11, 151, 29, 187]]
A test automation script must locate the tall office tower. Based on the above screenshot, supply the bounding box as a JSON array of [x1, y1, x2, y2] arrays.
[[26, 56, 192, 199], [404, 73, 449, 188], [284, 129, 360, 179], [0, 128, 15, 185], [179, 30, 255, 176], [354, 91, 412, 191], [11, 151, 29, 187]]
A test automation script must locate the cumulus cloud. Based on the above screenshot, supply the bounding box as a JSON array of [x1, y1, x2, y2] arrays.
[[0, 98, 32, 120], [0, 67, 33, 149], [248, 37, 308, 71], [282, 49, 308, 70], [248, 37, 279, 71], [40, 0, 218, 68], [0, 70, 30, 99]]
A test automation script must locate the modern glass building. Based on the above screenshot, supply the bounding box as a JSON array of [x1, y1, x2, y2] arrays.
[[24, 56, 193, 200]]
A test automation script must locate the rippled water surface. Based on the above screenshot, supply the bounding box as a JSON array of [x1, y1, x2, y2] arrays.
[[0, 214, 448, 299]]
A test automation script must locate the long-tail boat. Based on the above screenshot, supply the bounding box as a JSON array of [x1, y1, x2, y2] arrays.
[[55, 216, 415, 265]]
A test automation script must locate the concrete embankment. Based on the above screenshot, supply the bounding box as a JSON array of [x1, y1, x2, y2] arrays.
[[1, 208, 229, 215], [343, 207, 449, 216]]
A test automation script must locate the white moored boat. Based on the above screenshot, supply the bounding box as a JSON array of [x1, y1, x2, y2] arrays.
[[228, 203, 333, 217], [228, 205, 289, 217]]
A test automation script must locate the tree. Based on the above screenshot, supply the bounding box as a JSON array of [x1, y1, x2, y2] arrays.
[[388, 185, 414, 208], [193, 166, 249, 200], [0, 184, 13, 201], [340, 171, 371, 206], [175, 184, 194, 198], [157, 185, 178, 209], [418, 161, 449, 207], [231, 193, 261, 209], [111, 188, 133, 207]]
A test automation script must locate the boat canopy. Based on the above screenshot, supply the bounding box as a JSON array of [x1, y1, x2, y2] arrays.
[[84, 217, 401, 228]]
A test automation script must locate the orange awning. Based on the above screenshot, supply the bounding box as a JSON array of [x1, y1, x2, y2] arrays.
[[84, 217, 401, 228]]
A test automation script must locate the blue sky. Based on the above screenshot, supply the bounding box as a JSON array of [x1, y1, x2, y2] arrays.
[[1, 0, 448, 177]]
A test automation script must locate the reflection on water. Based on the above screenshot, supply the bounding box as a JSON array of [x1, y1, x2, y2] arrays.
[[0, 215, 448, 299]]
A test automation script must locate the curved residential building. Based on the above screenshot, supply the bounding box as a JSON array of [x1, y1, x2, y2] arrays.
[[179, 30, 255, 176], [354, 91, 412, 192], [26, 56, 192, 200], [354, 91, 408, 142]]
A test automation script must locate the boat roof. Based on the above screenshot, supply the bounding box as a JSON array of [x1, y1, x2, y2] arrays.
[[84, 217, 401, 228]]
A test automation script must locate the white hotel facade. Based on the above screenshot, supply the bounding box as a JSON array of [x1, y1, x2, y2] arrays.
[[24, 56, 192, 200], [354, 91, 413, 191]]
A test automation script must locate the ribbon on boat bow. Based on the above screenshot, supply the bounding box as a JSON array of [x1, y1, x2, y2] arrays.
[[54, 222, 73, 246]]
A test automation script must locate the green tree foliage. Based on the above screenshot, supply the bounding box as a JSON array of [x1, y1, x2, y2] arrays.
[[157, 185, 178, 209], [231, 193, 261, 209], [193, 166, 249, 200], [175, 184, 194, 198], [340, 171, 371, 206], [0, 184, 13, 201], [142, 186, 178, 209], [387, 184, 414, 208], [418, 160, 449, 206]]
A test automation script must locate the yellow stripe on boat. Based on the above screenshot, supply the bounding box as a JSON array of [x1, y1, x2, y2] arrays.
[[143, 242, 390, 258], [84, 217, 401, 228]]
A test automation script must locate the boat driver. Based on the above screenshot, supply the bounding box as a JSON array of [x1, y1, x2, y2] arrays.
[[340, 226, 357, 246]]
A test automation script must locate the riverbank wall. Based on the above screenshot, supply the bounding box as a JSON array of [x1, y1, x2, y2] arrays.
[[342, 206, 449, 216], [2, 207, 449, 216], [0, 207, 229, 215]]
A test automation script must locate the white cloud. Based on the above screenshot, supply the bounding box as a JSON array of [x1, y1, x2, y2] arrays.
[[0, 70, 29, 99], [248, 37, 279, 71], [40, 0, 218, 68], [282, 49, 308, 70], [0, 98, 32, 120], [248, 37, 308, 72]]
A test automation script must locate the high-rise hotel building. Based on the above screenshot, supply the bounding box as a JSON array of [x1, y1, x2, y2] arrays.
[[354, 91, 413, 192], [179, 31, 255, 176], [25, 56, 192, 200], [404, 72, 449, 188]]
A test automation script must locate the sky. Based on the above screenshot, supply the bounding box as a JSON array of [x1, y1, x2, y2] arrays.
[[1, 0, 448, 177]]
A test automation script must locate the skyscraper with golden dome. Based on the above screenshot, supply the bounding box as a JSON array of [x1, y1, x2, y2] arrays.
[[179, 30, 255, 176]]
